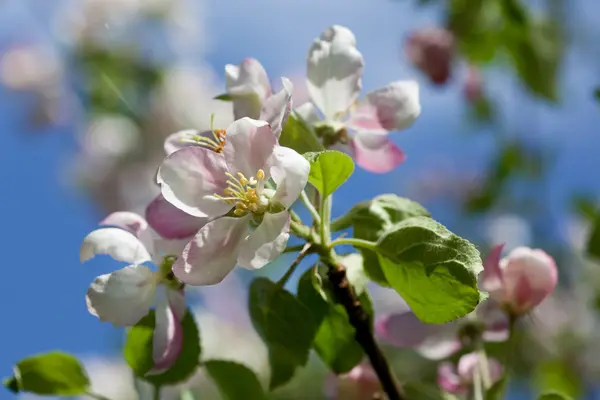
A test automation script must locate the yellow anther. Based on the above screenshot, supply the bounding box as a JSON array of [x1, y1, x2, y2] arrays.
[[233, 208, 247, 216], [237, 172, 249, 186], [256, 169, 265, 180]]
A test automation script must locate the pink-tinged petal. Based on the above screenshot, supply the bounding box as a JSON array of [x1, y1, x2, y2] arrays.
[[146, 194, 206, 240], [307, 25, 364, 120], [270, 146, 310, 208], [100, 212, 148, 236], [416, 333, 462, 360], [480, 244, 505, 297], [376, 311, 438, 348], [157, 146, 232, 219], [437, 363, 463, 393], [326, 363, 384, 400], [173, 216, 250, 286], [405, 28, 455, 85], [164, 129, 200, 155], [501, 247, 558, 314], [295, 102, 322, 126], [148, 288, 184, 374], [349, 133, 406, 173], [167, 287, 186, 320], [347, 81, 421, 132], [80, 228, 151, 265], [223, 118, 276, 180], [261, 77, 293, 139], [86, 265, 157, 326], [225, 58, 271, 120], [237, 211, 290, 270], [457, 352, 503, 385]]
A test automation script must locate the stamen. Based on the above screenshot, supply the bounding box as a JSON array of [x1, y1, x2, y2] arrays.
[[256, 169, 265, 180]]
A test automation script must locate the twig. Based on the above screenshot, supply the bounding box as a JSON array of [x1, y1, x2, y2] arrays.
[[325, 261, 405, 400], [277, 243, 312, 286]]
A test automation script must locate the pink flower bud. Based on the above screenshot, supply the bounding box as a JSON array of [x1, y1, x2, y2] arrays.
[[404, 27, 455, 85], [481, 245, 558, 315], [438, 352, 503, 394], [324, 363, 385, 400]]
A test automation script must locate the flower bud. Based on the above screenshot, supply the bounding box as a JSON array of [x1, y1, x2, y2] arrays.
[[481, 245, 558, 316], [324, 363, 385, 400], [404, 27, 455, 85], [438, 352, 503, 394], [464, 66, 483, 102]]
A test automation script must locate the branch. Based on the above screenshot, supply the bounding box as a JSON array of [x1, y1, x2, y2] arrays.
[[277, 243, 312, 286], [325, 261, 405, 400]]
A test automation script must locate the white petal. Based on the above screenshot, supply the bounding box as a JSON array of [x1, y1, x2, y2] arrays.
[[238, 211, 290, 270], [100, 212, 148, 236], [225, 58, 271, 119], [347, 81, 421, 132], [269, 146, 310, 209], [307, 25, 364, 120], [172, 216, 250, 286], [260, 77, 293, 139], [86, 265, 157, 326], [80, 228, 151, 264], [223, 118, 276, 180], [294, 102, 322, 126], [157, 147, 232, 218]]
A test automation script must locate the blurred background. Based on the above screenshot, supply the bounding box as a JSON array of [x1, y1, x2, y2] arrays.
[[1, 0, 600, 398]]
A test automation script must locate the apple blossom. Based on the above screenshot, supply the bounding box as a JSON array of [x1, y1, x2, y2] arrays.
[[297, 25, 421, 173], [164, 76, 293, 155], [80, 211, 187, 374], [438, 352, 503, 394], [376, 298, 508, 360], [481, 244, 558, 316], [157, 117, 309, 286], [324, 363, 384, 400]]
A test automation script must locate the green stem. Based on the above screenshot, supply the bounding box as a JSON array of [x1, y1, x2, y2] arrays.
[[330, 210, 355, 232], [85, 392, 111, 400], [299, 189, 321, 225], [153, 385, 161, 400], [477, 347, 492, 389], [473, 366, 484, 400], [330, 237, 378, 252], [320, 195, 332, 246], [277, 243, 312, 286], [283, 244, 308, 254]]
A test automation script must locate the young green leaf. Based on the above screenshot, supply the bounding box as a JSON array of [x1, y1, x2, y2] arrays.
[[278, 113, 324, 155], [248, 278, 318, 389], [376, 216, 483, 323], [214, 93, 233, 101], [303, 150, 355, 197], [205, 360, 267, 400], [486, 376, 507, 400], [347, 195, 431, 286], [4, 351, 90, 395], [587, 215, 600, 260], [123, 308, 201, 386], [403, 382, 460, 400]]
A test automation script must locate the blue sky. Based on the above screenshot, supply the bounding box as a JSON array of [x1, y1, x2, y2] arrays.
[[2, 0, 600, 397]]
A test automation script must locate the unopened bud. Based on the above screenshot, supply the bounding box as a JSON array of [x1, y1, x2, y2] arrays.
[[324, 363, 386, 400], [405, 27, 455, 85]]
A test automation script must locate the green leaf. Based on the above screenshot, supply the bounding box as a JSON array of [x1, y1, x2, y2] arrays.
[[594, 87, 600, 103], [296, 267, 373, 373], [486, 376, 507, 400], [348, 195, 431, 286], [249, 278, 318, 389], [303, 150, 354, 198], [538, 392, 573, 400], [5, 351, 90, 395], [205, 361, 267, 400], [376, 216, 483, 323], [180, 389, 196, 400], [214, 93, 233, 101], [124, 308, 201, 386], [534, 359, 582, 399], [279, 113, 324, 155]]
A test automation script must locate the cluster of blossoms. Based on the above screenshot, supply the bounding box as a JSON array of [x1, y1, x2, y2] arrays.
[[69, 23, 562, 400]]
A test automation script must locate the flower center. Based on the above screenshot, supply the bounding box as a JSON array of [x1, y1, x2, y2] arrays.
[[214, 169, 268, 216]]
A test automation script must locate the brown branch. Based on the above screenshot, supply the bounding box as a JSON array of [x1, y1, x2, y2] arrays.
[[326, 261, 406, 400]]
